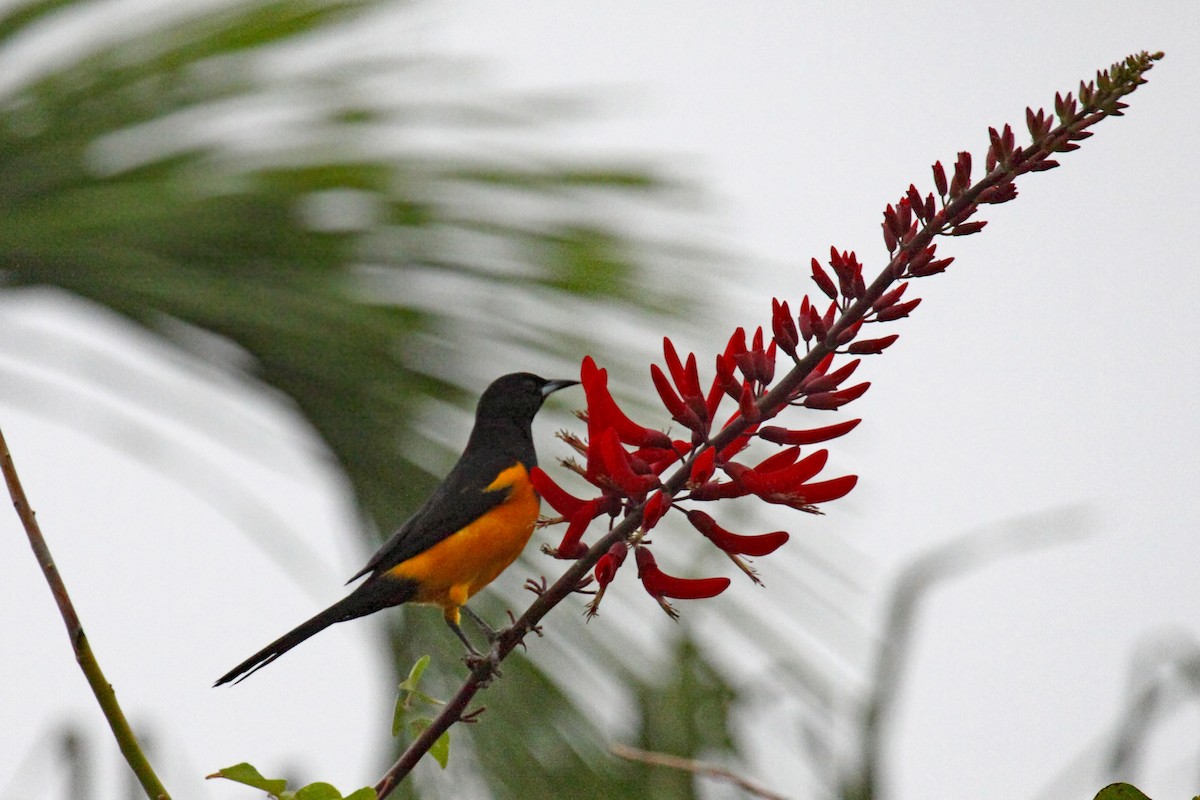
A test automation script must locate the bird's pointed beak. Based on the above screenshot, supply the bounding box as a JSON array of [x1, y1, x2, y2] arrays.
[[541, 379, 579, 398]]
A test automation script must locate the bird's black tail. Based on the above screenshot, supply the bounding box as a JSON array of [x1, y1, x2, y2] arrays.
[[214, 578, 415, 686]]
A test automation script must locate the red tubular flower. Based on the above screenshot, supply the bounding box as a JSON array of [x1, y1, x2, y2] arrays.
[[581, 356, 673, 450], [662, 337, 703, 400], [752, 445, 802, 473], [716, 410, 758, 461], [594, 541, 628, 588], [635, 546, 731, 618], [737, 383, 760, 424], [689, 446, 717, 485], [530, 466, 589, 518], [724, 326, 748, 359], [789, 474, 858, 505], [758, 418, 861, 445], [712, 353, 743, 402], [729, 449, 829, 497], [650, 364, 704, 435], [585, 541, 630, 617], [548, 492, 624, 559], [641, 490, 671, 531], [598, 428, 660, 497], [685, 509, 790, 557]]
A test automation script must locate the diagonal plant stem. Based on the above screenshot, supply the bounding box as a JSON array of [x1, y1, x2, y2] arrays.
[[373, 51, 1161, 797], [611, 743, 790, 800], [0, 425, 171, 800]]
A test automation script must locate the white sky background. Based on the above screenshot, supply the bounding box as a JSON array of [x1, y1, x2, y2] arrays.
[[1, 2, 1198, 800]]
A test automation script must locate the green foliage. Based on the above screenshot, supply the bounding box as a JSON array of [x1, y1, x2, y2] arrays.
[[0, 2, 734, 798], [631, 635, 739, 800], [392, 655, 450, 769], [210, 762, 377, 800], [0, 0, 692, 533], [1093, 784, 1154, 800]]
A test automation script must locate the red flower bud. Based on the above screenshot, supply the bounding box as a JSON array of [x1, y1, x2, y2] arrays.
[[948, 221, 987, 236], [798, 296, 813, 342], [909, 257, 954, 278], [848, 334, 900, 354], [821, 300, 837, 336], [757, 340, 776, 385], [803, 382, 870, 410], [905, 245, 936, 276], [835, 319, 863, 346], [932, 160, 948, 196], [771, 298, 799, 359], [801, 359, 861, 395], [872, 282, 909, 313], [875, 298, 921, 322], [811, 258, 838, 300]]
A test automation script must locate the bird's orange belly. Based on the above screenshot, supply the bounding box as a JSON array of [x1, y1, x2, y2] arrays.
[[386, 464, 540, 611]]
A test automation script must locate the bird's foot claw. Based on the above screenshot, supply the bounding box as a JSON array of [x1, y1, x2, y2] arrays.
[[464, 652, 502, 683]]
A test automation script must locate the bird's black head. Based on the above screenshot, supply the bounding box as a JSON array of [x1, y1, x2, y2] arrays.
[[474, 372, 578, 428]]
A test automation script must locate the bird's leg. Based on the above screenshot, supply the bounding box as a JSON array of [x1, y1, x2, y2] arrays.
[[460, 604, 499, 643], [444, 614, 481, 657]]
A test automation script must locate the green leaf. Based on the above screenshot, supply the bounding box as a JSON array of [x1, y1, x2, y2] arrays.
[[293, 783, 345, 800], [428, 729, 451, 769], [342, 789, 378, 800], [393, 655, 445, 735], [398, 654, 431, 693], [1094, 784, 1154, 800], [406, 718, 450, 768], [209, 762, 288, 795]]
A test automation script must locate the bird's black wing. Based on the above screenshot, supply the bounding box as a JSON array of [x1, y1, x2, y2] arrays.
[[347, 449, 523, 582]]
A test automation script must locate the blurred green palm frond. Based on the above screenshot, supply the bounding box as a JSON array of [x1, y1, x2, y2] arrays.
[[0, 0, 696, 528], [0, 1, 739, 798]]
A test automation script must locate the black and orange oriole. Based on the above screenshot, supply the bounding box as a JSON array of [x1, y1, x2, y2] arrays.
[[214, 372, 576, 686]]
